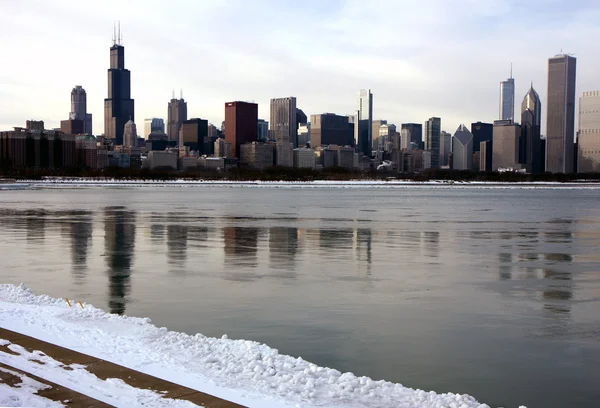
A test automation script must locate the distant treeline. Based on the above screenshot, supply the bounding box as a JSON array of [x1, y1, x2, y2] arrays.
[[2, 166, 600, 183]]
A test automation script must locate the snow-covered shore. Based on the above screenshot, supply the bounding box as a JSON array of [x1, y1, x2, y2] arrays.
[[0, 284, 523, 408], [11, 177, 600, 190]]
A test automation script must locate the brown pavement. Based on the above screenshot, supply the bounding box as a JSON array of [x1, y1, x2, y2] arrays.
[[0, 327, 246, 408]]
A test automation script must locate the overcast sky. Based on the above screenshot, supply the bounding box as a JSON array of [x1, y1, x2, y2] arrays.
[[1, 0, 598, 136]]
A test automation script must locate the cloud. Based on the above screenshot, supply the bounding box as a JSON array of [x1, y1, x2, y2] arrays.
[[0, 0, 598, 136]]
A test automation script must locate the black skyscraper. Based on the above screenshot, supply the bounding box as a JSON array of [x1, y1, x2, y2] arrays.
[[471, 122, 493, 153], [104, 27, 134, 145]]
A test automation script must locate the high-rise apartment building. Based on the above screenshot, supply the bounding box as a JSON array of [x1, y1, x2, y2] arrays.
[[521, 85, 543, 174], [310, 113, 354, 148], [355, 89, 373, 156], [224, 101, 258, 158], [144, 118, 164, 138], [424, 117, 441, 168], [471, 122, 493, 153], [71, 86, 92, 134], [270, 97, 297, 146], [104, 28, 134, 145], [578, 91, 600, 173], [167, 96, 187, 142], [500, 70, 515, 121], [400, 123, 422, 150], [546, 54, 576, 173]]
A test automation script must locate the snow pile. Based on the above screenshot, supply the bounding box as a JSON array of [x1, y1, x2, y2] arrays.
[[0, 284, 523, 408]]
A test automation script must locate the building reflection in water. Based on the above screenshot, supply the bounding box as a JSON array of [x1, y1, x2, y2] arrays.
[[150, 224, 166, 244], [70, 212, 93, 281], [167, 224, 188, 268], [268, 227, 299, 273], [223, 226, 259, 267], [25, 209, 47, 242], [353, 228, 372, 275], [421, 231, 440, 258], [319, 228, 354, 251], [104, 206, 135, 315], [498, 252, 513, 280]]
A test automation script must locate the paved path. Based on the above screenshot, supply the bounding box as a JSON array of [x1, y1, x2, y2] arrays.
[[0, 327, 246, 408]]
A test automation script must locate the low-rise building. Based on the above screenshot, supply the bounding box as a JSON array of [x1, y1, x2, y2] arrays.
[[147, 150, 177, 170], [293, 148, 316, 169], [75, 135, 98, 169], [240, 142, 274, 169]]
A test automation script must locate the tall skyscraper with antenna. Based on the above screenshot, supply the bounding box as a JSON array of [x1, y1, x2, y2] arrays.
[[499, 65, 515, 122], [167, 90, 187, 142], [104, 22, 135, 145]]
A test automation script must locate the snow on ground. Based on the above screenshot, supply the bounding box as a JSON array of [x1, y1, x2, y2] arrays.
[[10, 178, 600, 190], [0, 365, 65, 407], [0, 284, 524, 408], [0, 342, 202, 408]]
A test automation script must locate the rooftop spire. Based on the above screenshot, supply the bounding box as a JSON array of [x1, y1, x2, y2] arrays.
[[510, 62, 513, 79]]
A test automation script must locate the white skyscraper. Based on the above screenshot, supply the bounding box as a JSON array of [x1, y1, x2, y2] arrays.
[[499, 67, 515, 122]]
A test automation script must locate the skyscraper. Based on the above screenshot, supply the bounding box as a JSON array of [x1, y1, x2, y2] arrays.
[[270, 97, 297, 166], [123, 119, 137, 148], [270, 97, 297, 145], [452, 125, 473, 170], [440, 131, 452, 167], [144, 118, 164, 138], [500, 68, 515, 121], [355, 89, 373, 156], [546, 54, 576, 174], [577, 91, 600, 173], [371, 120, 387, 151], [521, 84, 543, 174], [224, 101, 258, 158], [104, 26, 134, 145], [471, 122, 493, 152], [310, 113, 354, 147], [167, 95, 187, 142], [71, 86, 92, 134], [400, 123, 423, 150], [424, 117, 441, 168]]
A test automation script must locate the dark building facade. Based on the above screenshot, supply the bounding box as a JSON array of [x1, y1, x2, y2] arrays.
[[104, 36, 134, 146], [180, 118, 208, 154], [424, 117, 441, 168], [471, 122, 493, 153], [225, 101, 258, 158], [60, 119, 84, 135], [310, 113, 354, 147], [400, 123, 423, 150], [546, 54, 576, 173], [520, 85, 543, 174], [0, 128, 75, 169]]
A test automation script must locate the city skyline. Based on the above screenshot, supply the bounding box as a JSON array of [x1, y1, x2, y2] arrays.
[[1, 1, 599, 137]]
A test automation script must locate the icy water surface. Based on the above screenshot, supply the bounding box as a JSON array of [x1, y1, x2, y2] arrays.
[[1, 185, 599, 408]]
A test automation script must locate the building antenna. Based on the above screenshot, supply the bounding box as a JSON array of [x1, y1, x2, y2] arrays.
[[180, 89, 183, 99], [118, 21, 122, 45], [510, 62, 513, 79], [112, 21, 116, 45]]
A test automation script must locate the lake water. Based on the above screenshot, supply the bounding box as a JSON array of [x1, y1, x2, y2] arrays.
[[1, 185, 599, 408]]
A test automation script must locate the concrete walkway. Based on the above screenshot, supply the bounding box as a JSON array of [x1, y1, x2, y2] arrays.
[[0, 327, 246, 408]]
